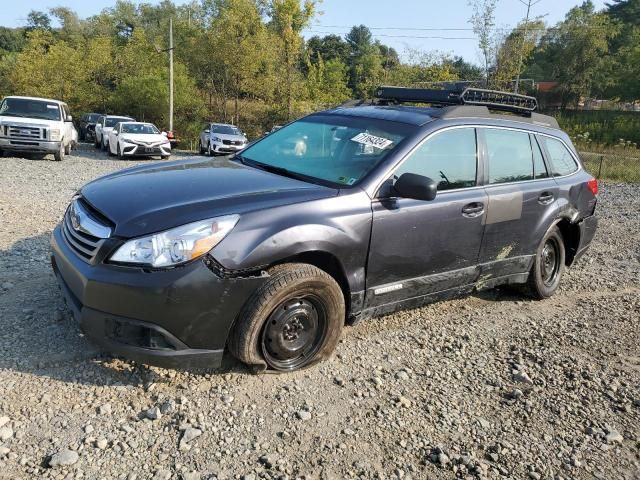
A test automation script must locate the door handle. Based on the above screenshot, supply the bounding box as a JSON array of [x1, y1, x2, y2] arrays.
[[538, 192, 554, 204], [462, 202, 485, 217]]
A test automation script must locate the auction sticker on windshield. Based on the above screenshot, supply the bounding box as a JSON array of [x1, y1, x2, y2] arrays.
[[350, 132, 393, 149]]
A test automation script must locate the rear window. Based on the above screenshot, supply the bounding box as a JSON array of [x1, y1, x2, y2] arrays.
[[485, 128, 534, 184], [538, 136, 579, 176]]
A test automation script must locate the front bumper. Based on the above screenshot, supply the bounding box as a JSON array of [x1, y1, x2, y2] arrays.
[[121, 143, 171, 157], [212, 143, 245, 154], [50, 225, 266, 369], [0, 137, 60, 153]]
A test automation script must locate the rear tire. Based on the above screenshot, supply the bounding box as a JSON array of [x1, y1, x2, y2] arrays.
[[524, 226, 565, 299], [228, 263, 344, 372], [64, 142, 71, 155]]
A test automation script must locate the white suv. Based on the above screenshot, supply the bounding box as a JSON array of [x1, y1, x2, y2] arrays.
[[198, 123, 248, 156], [0, 96, 78, 161]]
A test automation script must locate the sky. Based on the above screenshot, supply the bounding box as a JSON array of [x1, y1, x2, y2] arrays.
[[1, 0, 609, 63]]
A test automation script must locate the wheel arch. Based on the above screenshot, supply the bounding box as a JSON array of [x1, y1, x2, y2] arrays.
[[555, 218, 581, 266], [271, 250, 352, 317]]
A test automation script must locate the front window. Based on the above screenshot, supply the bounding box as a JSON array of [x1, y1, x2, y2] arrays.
[[240, 115, 415, 186], [0, 98, 62, 121], [105, 117, 131, 128], [394, 128, 477, 190], [121, 123, 160, 134], [212, 125, 242, 135]]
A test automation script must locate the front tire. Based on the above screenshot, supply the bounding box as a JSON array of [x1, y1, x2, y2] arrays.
[[53, 141, 65, 161], [524, 226, 565, 299], [207, 142, 213, 156], [117, 143, 124, 160], [229, 263, 344, 372], [95, 136, 101, 149], [199, 141, 205, 155]]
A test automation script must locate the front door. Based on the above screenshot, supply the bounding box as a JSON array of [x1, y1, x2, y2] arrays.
[[478, 128, 559, 277], [365, 127, 487, 309]]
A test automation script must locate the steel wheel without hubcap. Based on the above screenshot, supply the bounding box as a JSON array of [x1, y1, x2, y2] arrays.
[[540, 237, 561, 287], [260, 295, 327, 371]]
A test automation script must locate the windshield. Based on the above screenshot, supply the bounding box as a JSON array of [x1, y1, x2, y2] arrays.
[[212, 125, 242, 135], [240, 115, 415, 186], [0, 98, 61, 121], [106, 117, 132, 128], [121, 123, 159, 134]]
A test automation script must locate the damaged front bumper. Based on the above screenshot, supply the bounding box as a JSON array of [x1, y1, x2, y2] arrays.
[[50, 225, 267, 369]]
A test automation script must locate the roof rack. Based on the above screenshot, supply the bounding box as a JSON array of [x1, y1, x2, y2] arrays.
[[374, 86, 538, 115]]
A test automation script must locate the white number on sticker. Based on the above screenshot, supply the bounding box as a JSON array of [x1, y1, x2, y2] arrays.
[[351, 132, 393, 149]]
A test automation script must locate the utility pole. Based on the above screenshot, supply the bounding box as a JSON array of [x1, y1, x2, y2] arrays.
[[514, 0, 541, 93], [169, 17, 174, 132]]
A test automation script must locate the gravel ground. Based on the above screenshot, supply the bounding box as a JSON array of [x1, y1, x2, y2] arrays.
[[0, 145, 638, 480]]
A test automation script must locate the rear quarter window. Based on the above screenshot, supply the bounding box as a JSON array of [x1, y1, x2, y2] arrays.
[[539, 136, 579, 177]]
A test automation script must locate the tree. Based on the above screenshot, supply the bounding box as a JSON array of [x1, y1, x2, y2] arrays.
[[306, 34, 350, 66], [446, 56, 484, 81], [493, 20, 545, 91], [345, 25, 382, 97], [26, 10, 51, 31], [305, 53, 351, 107], [268, 0, 316, 119], [527, 1, 619, 107], [468, 0, 497, 84]]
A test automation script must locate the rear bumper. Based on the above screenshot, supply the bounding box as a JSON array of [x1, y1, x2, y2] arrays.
[[574, 214, 598, 263], [50, 225, 266, 369], [0, 138, 60, 153]]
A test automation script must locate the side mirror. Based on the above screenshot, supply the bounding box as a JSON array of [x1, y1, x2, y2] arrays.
[[161, 131, 168, 137], [113, 131, 118, 136], [393, 173, 437, 201], [66, 115, 73, 122]]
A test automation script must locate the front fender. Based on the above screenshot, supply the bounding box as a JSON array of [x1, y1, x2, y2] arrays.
[[211, 192, 373, 293]]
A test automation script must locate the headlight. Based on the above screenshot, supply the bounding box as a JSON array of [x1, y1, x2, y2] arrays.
[[50, 129, 61, 141], [110, 215, 239, 267], [212, 136, 221, 142]]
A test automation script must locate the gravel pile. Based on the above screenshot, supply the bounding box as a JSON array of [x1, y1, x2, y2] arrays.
[[0, 146, 638, 479]]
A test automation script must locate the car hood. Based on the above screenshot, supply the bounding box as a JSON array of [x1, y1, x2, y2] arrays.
[[120, 133, 167, 144], [80, 157, 338, 237], [213, 133, 247, 142], [0, 116, 60, 127]]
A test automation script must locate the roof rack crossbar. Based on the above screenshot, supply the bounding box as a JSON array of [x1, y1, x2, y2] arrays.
[[374, 86, 538, 114]]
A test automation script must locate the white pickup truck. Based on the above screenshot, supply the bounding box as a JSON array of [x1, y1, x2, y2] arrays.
[[0, 96, 78, 161]]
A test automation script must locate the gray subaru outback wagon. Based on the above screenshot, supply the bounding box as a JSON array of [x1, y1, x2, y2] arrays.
[[51, 87, 598, 372]]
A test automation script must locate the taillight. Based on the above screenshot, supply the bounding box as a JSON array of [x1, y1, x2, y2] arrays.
[[587, 177, 598, 196]]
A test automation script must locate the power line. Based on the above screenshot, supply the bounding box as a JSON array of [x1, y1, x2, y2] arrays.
[[306, 30, 476, 40]]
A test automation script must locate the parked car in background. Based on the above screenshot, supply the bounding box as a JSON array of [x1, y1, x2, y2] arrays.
[[198, 123, 248, 156], [95, 115, 134, 150], [108, 121, 171, 160], [50, 86, 598, 372], [0, 95, 77, 161], [79, 113, 102, 142]]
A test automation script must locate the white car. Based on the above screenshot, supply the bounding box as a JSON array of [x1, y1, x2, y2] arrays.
[[0, 96, 78, 161], [198, 123, 248, 156], [108, 121, 171, 160], [95, 115, 134, 151]]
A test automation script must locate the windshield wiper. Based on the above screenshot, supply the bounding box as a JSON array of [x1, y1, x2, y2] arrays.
[[239, 157, 320, 184], [0, 113, 27, 118]]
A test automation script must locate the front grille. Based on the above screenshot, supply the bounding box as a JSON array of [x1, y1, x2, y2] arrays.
[[222, 139, 242, 146], [6, 125, 44, 140], [61, 208, 104, 263]]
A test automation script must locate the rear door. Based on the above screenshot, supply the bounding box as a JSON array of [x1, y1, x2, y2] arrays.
[[366, 127, 488, 309], [478, 127, 559, 277]]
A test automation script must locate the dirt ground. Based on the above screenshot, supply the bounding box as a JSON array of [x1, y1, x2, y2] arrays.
[[0, 145, 638, 480]]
